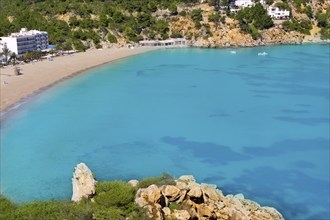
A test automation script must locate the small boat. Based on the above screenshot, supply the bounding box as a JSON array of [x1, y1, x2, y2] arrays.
[[258, 52, 268, 56], [230, 50, 236, 54]]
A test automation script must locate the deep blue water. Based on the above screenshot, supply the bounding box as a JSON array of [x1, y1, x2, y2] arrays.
[[1, 45, 329, 219]]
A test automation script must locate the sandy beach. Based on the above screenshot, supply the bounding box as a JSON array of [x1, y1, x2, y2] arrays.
[[0, 47, 156, 113]]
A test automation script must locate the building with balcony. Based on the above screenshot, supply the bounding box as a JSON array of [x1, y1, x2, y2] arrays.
[[268, 7, 290, 19], [0, 28, 49, 56]]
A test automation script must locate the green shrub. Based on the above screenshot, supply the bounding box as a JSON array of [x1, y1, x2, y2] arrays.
[[320, 27, 330, 39], [282, 19, 312, 35], [191, 9, 203, 22], [170, 31, 183, 38], [3, 201, 92, 220], [208, 12, 221, 23], [236, 3, 273, 39], [93, 207, 124, 220], [168, 203, 185, 211], [179, 10, 187, 16], [137, 173, 176, 188], [316, 12, 329, 28], [73, 40, 88, 52], [0, 195, 16, 219], [94, 181, 135, 208], [274, 2, 290, 10]]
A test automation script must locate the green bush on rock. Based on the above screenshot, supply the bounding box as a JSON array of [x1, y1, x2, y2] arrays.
[[137, 172, 176, 188]]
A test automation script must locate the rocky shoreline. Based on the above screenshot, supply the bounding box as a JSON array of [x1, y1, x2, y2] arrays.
[[72, 163, 284, 220], [134, 175, 284, 220]]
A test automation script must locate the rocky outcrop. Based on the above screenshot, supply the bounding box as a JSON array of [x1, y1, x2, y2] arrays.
[[71, 163, 96, 202], [168, 2, 330, 48], [135, 175, 284, 220]]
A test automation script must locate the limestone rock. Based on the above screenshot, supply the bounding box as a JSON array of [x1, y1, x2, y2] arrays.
[[172, 209, 191, 220], [162, 207, 171, 217], [201, 183, 223, 203], [135, 196, 149, 208], [178, 175, 196, 183], [145, 204, 164, 220], [135, 175, 284, 220], [187, 183, 202, 199], [128, 179, 139, 187], [196, 203, 214, 219], [161, 185, 181, 202], [145, 184, 163, 204], [71, 163, 96, 202]]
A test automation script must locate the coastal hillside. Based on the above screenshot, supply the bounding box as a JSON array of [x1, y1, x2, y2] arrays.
[[0, 0, 329, 49], [0, 164, 284, 220]]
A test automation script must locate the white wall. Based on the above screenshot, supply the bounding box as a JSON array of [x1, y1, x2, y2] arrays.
[[0, 37, 18, 55]]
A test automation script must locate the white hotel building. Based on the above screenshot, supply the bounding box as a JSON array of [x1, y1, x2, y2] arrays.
[[0, 28, 49, 56], [267, 7, 290, 19]]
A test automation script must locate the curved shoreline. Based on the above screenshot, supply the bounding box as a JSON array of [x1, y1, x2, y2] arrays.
[[1, 43, 328, 119], [0, 47, 157, 119]]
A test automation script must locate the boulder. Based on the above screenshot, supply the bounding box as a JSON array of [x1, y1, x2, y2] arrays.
[[172, 209, 191, 220], [71, 163, 96, 202], [178, 175, 196, 183], [139, 184, 167, 207], [162, 207, 171, 217], [161, 185, 181, 202], [201, 183, 223, 203], [135, 196, 149, 208], [196, 203, 214, 219], [128, 179, 139, 187], [187, 183, 203, 198], [145, 204, 165, 220]]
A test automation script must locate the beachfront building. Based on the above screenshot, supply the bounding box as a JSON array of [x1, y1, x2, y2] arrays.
[[268, 7, 290, 19], [0, 28, 49, 56], [139, 38, 187, 47]]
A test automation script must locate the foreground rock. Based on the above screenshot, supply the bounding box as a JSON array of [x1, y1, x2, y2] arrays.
[[71, 163, 96, 202], [135, 175, 284, 220]]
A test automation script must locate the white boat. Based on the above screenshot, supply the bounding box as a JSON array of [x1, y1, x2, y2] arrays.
[[258, 52, 268, 56]]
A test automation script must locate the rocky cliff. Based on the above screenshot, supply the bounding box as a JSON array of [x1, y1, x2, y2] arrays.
[[170, 2, 330, 48], [71, 164, 284, 219], [134, 175, 284, 220], [71, 163, 97, 202]]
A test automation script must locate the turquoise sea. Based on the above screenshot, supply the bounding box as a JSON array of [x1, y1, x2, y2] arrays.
[[0, 45, 329, 219]]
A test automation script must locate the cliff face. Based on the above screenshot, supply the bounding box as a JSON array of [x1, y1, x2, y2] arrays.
[[134, 175, 284, 220], [167, 2, 330, 48], [71, 163, 97, 202]]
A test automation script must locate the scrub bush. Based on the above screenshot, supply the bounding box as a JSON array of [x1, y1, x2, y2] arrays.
[[137, 172, 176, 188]]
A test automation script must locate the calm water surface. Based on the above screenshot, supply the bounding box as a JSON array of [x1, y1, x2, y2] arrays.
[[1, 45, 329, 219]]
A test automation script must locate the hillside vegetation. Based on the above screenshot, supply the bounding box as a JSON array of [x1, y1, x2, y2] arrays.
[[0, 0, 329, 50], [0, 173, 175, 220]]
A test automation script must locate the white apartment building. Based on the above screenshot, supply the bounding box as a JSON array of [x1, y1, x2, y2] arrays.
[[268, 7, 290, 19], [234, 0, 254, 8], [0, 28, 49, 56]]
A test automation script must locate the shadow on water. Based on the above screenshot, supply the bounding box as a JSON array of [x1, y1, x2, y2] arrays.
[[161, 136, 329, 219], [160, 136, 251, 165], [243, 138, 329, 156], [273, 116, 329, 125], [222, 166, 330, 220]]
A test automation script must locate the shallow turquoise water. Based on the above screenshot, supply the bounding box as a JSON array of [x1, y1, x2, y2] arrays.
[[1, 45, 329, 219]]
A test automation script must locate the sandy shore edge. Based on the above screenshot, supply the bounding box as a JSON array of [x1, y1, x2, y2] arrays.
[[0, 47, 157, 116]]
